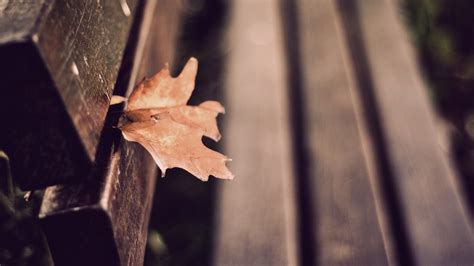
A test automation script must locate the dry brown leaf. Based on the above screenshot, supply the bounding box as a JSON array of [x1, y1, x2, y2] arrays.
[[117, 57, 233, 181]]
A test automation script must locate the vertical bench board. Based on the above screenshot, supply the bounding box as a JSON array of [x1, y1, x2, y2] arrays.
[[289, 0, 390, 265], [213, 0, 299, 265], [340, 0, 474, 264]]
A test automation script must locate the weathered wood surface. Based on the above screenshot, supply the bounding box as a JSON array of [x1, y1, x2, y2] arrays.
[[336, 0, 474, 264], [36, 0, 140, 158], [0, 0, 48, 44], [212, 0, 473, 265], [285, 0, 389, 265], [0, 0, 139, 189], [213, 1, 299, 265], [39, 0, 182, 265]]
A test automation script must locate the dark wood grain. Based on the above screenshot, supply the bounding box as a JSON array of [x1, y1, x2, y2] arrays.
[[212, 1, 299, 265], [0, 0, 138, 189], [36, 0, 139, 159], [336, 0, 474, 264], [39, 0, 182, 265]]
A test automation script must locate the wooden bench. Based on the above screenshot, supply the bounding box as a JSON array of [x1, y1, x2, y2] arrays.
[[37, 0, 182, 265], [1, 0, 473, 265], [1, 0, 181, 264], [213, 0, 474, 265]]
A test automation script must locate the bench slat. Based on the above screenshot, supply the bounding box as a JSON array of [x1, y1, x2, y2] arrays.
[[288, 0, 390, 265], [213, 1, 299, 265], [339, 0, 474, 264]]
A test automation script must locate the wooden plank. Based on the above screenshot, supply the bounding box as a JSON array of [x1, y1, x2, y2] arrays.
[[39, 0, 182, 265], [0, 0, 139, 189], [0, 39, 92, 190], [336, 0, 474, 265], [36, 0, 140, 159], [287, 0, 390, 265], [212, 0, 298, 265]]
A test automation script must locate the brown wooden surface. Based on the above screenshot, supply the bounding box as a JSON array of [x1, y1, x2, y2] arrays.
[[337, 0, 474, 264], [212, 0, 473, 265], [0, 0, 49, 44], [36, 0, 139, 160], [26, 0, 474, 264], [286, 0, 389, 265], [212, 0, 299, 265], [0, 0, 139, 189], [39, 0, 182, 265]]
